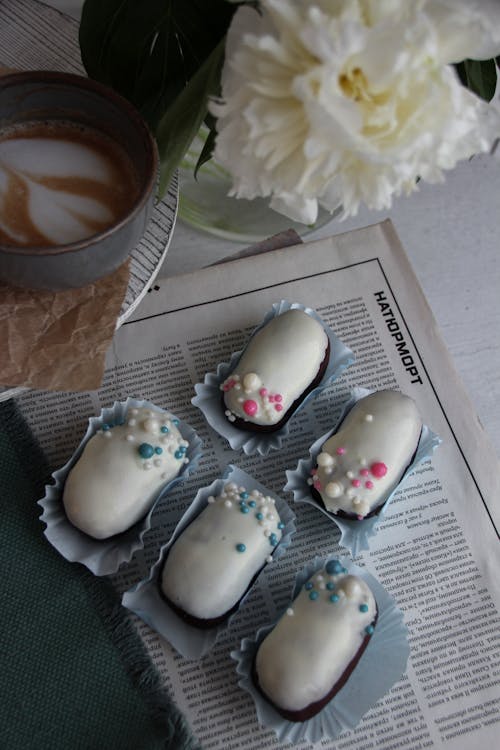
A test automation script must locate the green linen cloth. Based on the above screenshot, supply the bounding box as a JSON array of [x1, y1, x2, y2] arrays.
[[0, 400, 201, 750]]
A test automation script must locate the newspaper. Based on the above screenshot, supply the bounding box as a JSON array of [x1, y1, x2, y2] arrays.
[[17, 220, 500, 749]]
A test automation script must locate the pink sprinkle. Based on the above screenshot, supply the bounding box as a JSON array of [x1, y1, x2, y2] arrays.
[[268, 395, 275, 402], [371, 461, 388, 479], [357, 514, 364, 521], [259, 388, 268, 396], [222, 379, 235, 391], [275, 404, 283, 412], [360, 468, 369, 477], [313, 481, 322, 491], [310, 468, 317, 475], [336, 447, 346, 455], [351, 479, 361, 488], [243, 399, 258, 416], [365, 480, 374, 490], [274, 393, 283, 402]]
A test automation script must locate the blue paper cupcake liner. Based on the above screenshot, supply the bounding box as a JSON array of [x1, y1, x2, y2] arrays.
[[284, 388, 442, 557], [122, 464, 296, 660], [191, 300, 354, 456], [38, 397, 203, 576], [231, 556, 410, 744]]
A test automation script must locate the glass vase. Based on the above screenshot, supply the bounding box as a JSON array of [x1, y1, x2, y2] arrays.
[[178, 127, 339, 244]]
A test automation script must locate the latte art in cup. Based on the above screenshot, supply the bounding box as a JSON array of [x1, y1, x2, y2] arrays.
[[0, 121, 140, 247]]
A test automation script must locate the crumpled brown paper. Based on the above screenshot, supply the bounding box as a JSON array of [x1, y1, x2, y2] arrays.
[[0, 262, 130, 392]]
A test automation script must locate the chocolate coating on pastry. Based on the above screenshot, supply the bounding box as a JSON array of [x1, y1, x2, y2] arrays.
[[63, 407, 188, 539], [309, 390, 422, 520], [254, 563, 377, 721], [160, 482, 283, 628], [221, 309, 330, 432]]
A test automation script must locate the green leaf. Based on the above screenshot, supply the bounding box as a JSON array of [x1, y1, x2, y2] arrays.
[[456, 59, 497, 102], [156, 40, 226, 197], [194, 125, 218, 180], [79, 0, 235, 128]]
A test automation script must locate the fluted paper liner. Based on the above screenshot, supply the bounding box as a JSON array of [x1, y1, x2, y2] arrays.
[[38, 398, 202, 576], [122, 465, 296, 660], [192, 300, 354, 456], [231, 556, 409, 744], [285, 388, 441, 556]]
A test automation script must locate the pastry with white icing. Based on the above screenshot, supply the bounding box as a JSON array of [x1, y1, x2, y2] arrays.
[[309, 390, 422, 520], [161, 482, 284, 627], [255, 561, 377, 721], [63, 407, 189, 539], [221, 309, 329, 431]]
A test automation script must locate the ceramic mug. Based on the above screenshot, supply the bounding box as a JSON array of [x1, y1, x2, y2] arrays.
[[0, 70, 158, 291]]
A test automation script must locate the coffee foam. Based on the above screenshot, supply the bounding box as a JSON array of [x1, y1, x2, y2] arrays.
[[0, 120, 139, 247]]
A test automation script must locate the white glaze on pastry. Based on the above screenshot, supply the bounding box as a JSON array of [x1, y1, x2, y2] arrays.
[[161, 483, 283, 621], [309, 390, 422, 519], [221, 309, 328, 426], [63, 407, 188, 539], [255, 562, 376, 713]]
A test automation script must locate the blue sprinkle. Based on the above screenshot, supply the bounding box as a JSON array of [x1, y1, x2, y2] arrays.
[[326, 582, 335, 591], [359, 603, 369, 613], [269, 535, 278, 546], [365, 624, 375, 635], [174, 450, 183, 459], [325, 559, 343, 575], [240, 506, 250, 514], [342, 567, 348, 574], [256, 512, 264, 521], [160, 426, 169, 434], [240, 492, 249, 500], [248, 500, 256, 508], [309, 591, 319, 601], [330, 594, 340, 603], [102, 423, 111, 431], [172, 418, 180, 426], [178, 445, 187, 453], [236, 543, 246, 553], [138, 443, 154, 459], [154, 446, 163, 455], [277, 522, 285, 529], [305, 582, 314, 591]]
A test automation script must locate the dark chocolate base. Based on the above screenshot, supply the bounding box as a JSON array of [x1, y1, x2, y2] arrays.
[[253, 607, 378, 722], [223, 339, 331, 433]]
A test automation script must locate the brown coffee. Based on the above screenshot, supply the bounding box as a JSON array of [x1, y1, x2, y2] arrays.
[[0, 120, 140, 247]]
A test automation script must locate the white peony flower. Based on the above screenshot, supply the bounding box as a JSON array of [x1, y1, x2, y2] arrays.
[[210, 0, 500, 223]]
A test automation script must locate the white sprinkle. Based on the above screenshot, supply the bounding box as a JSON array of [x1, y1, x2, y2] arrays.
[[251, 489, 260, 498], [286, 608, 294, 616], [126, 434, 135, 442], [259, 520, 266, 527], [229, 415, 236, 422], [264, 529, 271, 537], [144, 417, 160, 433], [144, 462, 152, 470], [346, 470, 355, 479], [160, 472, 166, 480], [183, 457, 189, 464], [365, 414, 373, 422], [307, 478, 313, 486], [224, 410, 232, 417], [104, 431, 112, 439], [266, 555, 273, 563], [234, 383, 241, 391], [267, 514, 275, 521], [319, 582, 326, 590], [207, 496, 215, 504], [316, 575, 324, 582], [130, 408, 139, 416], [347, 488, 355, 498], [224, 500, 232, 508], [237, 397, 244, 403], [154, 459, 162, 467], [353, 497, 361, 506], [160, 436, 169, 444], [128, 419, 136, 427]]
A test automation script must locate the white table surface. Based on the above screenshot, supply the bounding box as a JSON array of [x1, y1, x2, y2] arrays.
[[37, 1, 500, 459]]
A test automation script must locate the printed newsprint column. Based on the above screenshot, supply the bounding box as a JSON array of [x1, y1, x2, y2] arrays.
[[19, 221, 500, 750]]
